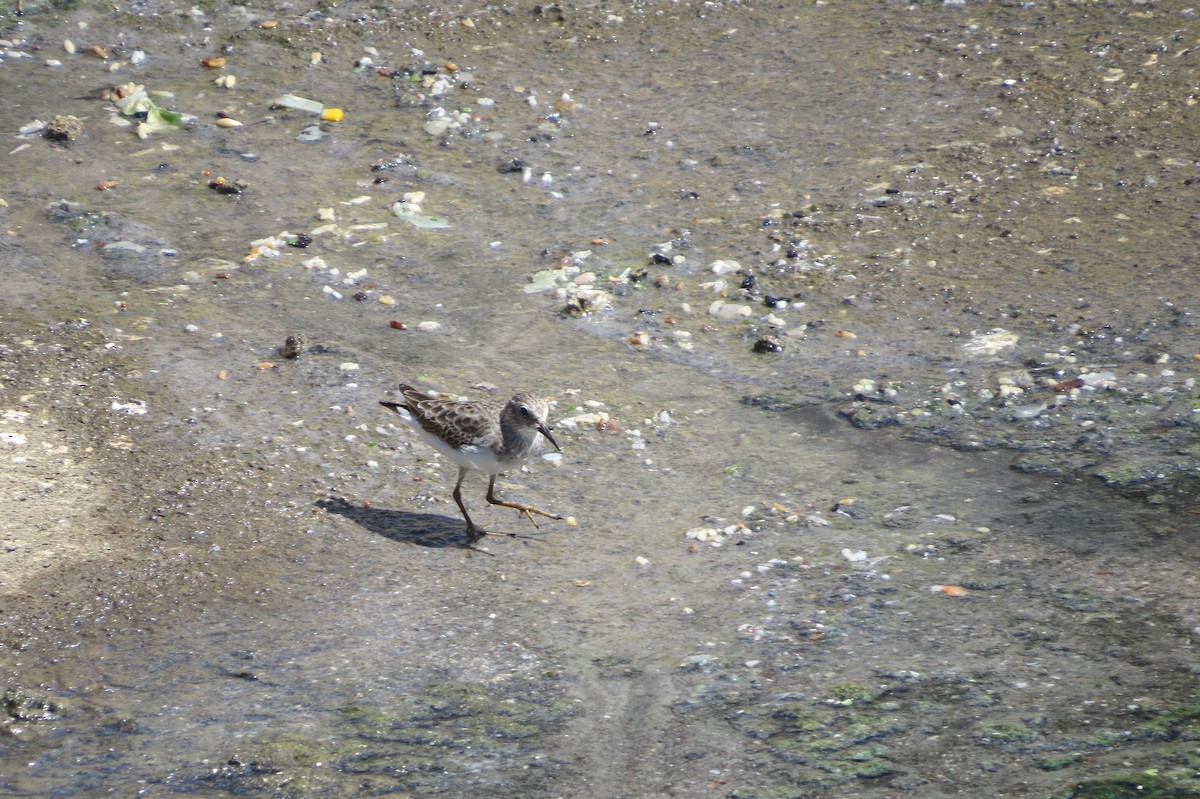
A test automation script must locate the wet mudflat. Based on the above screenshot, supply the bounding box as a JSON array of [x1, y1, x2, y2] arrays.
[[2, 0, 1199, 797]]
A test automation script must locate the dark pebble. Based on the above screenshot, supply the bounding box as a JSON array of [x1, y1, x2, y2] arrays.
[[208, 179, 244, 196], [280, 333, 308, 359], [752, 336, 783, 354]]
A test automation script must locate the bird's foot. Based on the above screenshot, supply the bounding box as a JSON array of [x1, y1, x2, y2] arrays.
[[512, 503, 562, 529]]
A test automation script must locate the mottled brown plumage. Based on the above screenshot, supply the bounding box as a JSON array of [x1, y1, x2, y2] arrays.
[[380, 384, 561, 541]]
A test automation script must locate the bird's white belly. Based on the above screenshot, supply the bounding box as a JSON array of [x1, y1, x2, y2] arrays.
[[396, 410, 506, 473]]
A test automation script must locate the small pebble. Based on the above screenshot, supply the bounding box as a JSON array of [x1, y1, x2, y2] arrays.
[[280, 334, 307, 359], [709, 301, 751, 320], [44, 115, 84, 141], [752, 336, 783, 353]]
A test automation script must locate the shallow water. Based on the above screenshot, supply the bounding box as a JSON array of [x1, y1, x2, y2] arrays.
[[2, 0, 1199, 797]]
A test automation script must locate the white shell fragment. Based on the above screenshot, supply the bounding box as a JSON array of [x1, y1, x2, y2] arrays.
[[110, 399, 148, 415], [1010, 403, 1048, 420], [390, 200, 451, 229], [708, 301, 752, 320], [964, 328, 1019, 356], [1080, 371, 1117, 388]]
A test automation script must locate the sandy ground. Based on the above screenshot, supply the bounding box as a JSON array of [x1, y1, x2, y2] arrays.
[[3, 1, 1200, 796]]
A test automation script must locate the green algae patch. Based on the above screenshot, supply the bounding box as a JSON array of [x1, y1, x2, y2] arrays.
[[825, 681, 884, 705], [1051, 772, 1199, 799], [1037, 754, 1087, 771], [974, 721, 1036, 745], [2, 686, 62, 723]]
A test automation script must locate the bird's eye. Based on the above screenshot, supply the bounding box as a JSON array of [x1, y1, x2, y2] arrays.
[[519, 405, 532, 417]]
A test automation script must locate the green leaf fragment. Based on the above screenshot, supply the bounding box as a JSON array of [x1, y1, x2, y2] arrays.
[[146, 104, 184, 131]]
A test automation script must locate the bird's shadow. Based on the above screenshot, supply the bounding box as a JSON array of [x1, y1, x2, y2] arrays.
[[316, 497, 543, 551], [316, 496, 473, 548]]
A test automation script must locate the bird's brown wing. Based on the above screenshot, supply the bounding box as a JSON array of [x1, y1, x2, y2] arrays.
[[397, 385, 501, 450]]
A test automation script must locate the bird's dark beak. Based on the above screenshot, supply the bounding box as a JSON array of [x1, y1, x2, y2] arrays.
[[538, 422, 562, 452]]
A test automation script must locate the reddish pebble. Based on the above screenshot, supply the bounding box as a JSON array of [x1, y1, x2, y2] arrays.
[[1053, 377, 1085, 392], [389, 320, 407, 330], [214, 272, 231, 279]]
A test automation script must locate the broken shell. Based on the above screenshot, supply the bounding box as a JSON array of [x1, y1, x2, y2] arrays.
[[44, 115, 84, 140], [216, 118, 244, 127], [835, 329, 857, 338]]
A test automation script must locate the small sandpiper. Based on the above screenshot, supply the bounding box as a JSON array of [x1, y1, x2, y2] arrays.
[[380, 384, 563, 541]]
